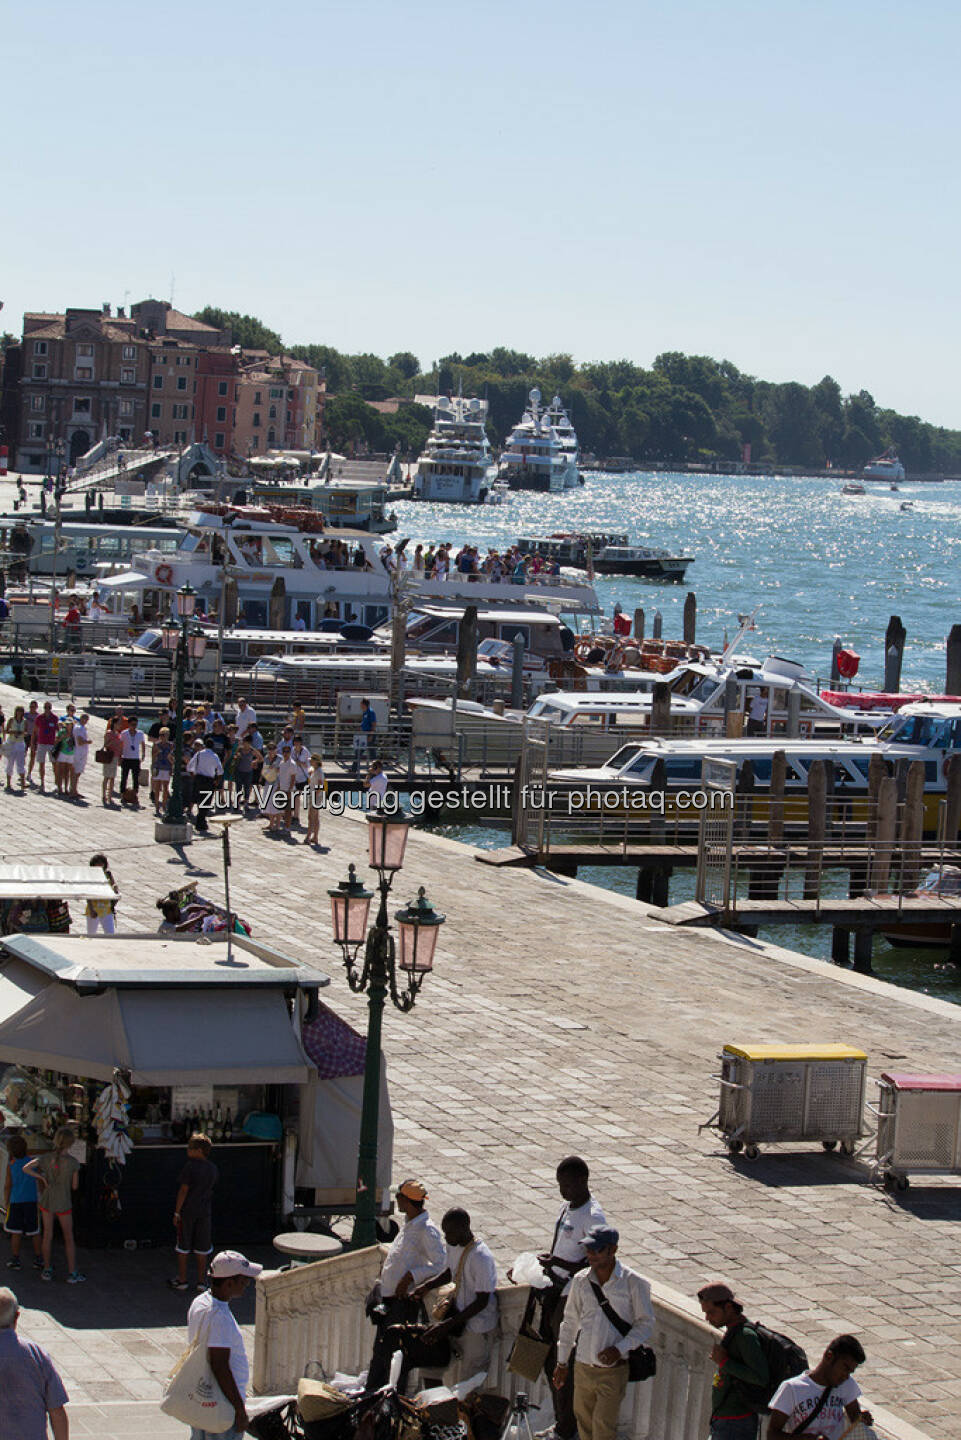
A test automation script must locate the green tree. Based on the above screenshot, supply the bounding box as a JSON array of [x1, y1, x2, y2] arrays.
[[388, 351, 420, 380], [288, 344, 353, 393], [324, 393, 386, 452], [193, 307, 283, 353]]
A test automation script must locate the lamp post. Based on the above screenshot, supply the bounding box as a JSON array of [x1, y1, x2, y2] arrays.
[[158, 582, 207, 835], [328, 815, 445, 1249], [46, 449, 67, 653]]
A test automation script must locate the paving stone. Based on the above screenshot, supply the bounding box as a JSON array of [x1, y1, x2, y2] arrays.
[[2, 680, 960, 1438]]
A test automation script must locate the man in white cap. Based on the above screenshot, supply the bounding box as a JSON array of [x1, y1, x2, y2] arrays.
[[364, 1178, 446, 1392], [186, 1249, 262, 1438]]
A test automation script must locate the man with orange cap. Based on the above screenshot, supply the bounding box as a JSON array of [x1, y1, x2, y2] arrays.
[[364, 1179, 446, 1392]]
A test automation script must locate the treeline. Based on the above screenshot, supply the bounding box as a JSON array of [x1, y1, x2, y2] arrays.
[[193, 309, 961, 470]]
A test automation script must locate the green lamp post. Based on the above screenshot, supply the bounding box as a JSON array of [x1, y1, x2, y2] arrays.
[[328, 814, 445, 1249]]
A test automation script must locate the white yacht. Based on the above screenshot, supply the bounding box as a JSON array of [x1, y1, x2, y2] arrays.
[[544, 394, 581, 485], [863, 448, 906, 482], [497, 388, 579, 493], [412, 395, 497, 504]]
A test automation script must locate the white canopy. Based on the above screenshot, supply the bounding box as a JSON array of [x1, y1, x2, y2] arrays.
[[0, 976, 311, 1084], [0, 864, 117, 903], [95, 570, 150, 592]]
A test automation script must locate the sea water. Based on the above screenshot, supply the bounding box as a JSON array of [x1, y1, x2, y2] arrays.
[[393, 470, 961, 1000]]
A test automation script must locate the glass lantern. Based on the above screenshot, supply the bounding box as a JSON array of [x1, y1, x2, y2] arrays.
[[395, 888, 445, 973], [367, 814, 410, 872], [328, 865, 373, 948], [178, 582, 197, 619]]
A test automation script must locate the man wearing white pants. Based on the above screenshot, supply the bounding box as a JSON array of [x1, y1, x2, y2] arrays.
[[415, 1207, 499, 1385]]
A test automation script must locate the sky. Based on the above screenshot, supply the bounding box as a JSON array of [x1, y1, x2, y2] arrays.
[[4, 0, 960, 424]]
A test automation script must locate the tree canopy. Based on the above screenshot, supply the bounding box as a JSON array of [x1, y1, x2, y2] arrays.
[[191, 308, 961, 470]]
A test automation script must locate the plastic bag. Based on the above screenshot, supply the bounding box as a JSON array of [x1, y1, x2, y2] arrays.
[[510, 1251, 551, 1288]]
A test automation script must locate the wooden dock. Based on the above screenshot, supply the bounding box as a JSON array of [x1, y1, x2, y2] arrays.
[[655, 894, 961, 927]]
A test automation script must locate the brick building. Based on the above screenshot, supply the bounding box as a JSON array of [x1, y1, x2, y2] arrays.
[[7, 299, 325, 469], [16, 305, 150, 470]]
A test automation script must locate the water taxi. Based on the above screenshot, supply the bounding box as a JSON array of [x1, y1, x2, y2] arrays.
[[548, 701, 961, 832]]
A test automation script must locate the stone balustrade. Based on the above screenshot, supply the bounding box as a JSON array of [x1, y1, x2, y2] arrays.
[[252, 1248, 929, 1440]]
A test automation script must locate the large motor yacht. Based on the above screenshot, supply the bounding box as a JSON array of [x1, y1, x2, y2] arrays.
[[497, 388, 579, 493], [544, 394, 581, 485], [412, 395, 497, 504]]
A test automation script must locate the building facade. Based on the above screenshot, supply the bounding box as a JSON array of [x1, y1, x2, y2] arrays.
[[17, 306, 150, 470], [8, 299, 325, 469]]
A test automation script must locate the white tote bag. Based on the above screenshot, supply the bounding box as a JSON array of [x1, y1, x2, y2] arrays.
[[161, 1323, 235, 1432]]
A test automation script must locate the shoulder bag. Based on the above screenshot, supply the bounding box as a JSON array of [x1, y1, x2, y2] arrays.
[[788, 1384, 833, 1437], [589, 1279, 656, 1383], [160, 1314, 235, 1431], [507, 1288, 551, 1381]]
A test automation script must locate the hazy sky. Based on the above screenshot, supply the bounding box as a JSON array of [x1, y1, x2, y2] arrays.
[[4, 1, 959, 423]]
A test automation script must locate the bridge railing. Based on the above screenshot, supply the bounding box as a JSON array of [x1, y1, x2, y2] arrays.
[[251, 1247, 929, 1440]]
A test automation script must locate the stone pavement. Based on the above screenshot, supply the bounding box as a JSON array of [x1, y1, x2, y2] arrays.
[[1, 683, 960, 1438]]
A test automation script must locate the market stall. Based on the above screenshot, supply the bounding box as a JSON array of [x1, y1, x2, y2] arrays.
[[0, 862, 120, 935], [0, 932, 393, 1245]]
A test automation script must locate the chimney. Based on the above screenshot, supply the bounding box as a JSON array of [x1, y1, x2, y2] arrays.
[[117, 306, 125, 318], [102, 302, 111, 316]]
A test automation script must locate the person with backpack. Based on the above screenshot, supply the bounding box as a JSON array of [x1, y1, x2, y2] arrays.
[[767, 1335, 873, 1439], [698, 1283, 771, 1439]]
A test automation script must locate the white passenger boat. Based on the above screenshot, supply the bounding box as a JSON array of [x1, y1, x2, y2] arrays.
[[95, 505, 601, 631], [406, 650, 888, 767], [412, 395, 497, 504], [863, 449, 906, 482], [549, 701, 961, 831], [497, 389, 579, 493]]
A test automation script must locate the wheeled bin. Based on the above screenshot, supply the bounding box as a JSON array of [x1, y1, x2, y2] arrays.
[[872, 1072, 961, 1190], [708, 1043, 868, 1158]]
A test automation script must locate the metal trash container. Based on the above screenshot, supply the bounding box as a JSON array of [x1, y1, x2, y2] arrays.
[[706, 1043, 867, 1159], [872, 1072, 961, 1191]]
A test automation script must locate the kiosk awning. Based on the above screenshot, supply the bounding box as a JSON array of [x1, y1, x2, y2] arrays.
[[0, 865, 118, 903], [0, 979, 311, 1084]]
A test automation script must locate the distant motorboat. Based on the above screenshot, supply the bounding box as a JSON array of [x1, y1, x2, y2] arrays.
[[841, 480, 866, 495], [863, 448, 906, 482], [900, 500, 914, 511]]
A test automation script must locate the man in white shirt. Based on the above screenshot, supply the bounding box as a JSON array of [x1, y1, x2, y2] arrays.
[[234, 699, 257, 740], [746, 691, 768, 736], [768, 1335, 873, 1439], [532, 1156, 607, 1440], [553, 1225, 654, 1440], [186, 1249, 262, 1439], [364, 1179, 446, 1393], [187, 739, 224, 834], [414, 1207, 498, 1385], [119, 717, 146, 798]]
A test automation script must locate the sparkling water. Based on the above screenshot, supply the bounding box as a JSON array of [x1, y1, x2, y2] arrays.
[[400, 470, 961, 997]]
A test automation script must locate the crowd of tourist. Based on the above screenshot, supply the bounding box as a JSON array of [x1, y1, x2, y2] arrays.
[[0, 694, 385, 844], [379, 540, 564, 584]]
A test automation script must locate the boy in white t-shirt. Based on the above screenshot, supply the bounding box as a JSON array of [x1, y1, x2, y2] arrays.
[[186, 1249, 262, 1439], [768, 1334, 873, 1439]]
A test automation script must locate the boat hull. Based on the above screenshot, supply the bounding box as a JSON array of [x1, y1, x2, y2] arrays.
[[593, 557, 692, 580]]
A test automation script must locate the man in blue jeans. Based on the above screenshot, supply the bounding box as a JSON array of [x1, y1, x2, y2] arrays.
[[698, 1283, 768, 1440]]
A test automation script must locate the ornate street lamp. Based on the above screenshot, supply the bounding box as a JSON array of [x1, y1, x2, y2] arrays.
[[158, 583, 206, 832], [328, 817, 445, 1248]]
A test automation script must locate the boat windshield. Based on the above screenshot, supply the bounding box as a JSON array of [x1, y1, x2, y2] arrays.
[[885, 714, 961, 748], [605, 744, 648, 773]]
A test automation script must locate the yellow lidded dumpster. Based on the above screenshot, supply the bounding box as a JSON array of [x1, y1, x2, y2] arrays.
[[711, 1043, 868, 1159]]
